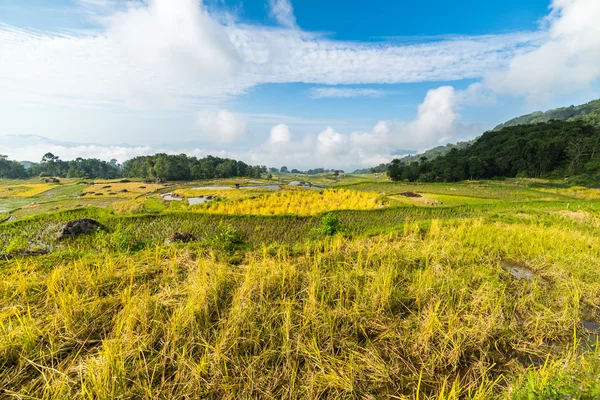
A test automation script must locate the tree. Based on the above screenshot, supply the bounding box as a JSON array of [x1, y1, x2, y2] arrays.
[[388, 159, 403, 181], [280, 166, 289, 173], [468, 157, 486, 180]]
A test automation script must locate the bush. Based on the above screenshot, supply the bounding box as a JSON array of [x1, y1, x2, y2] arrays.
[[211, 223, 245, 252], [315, 213, 344, 236]]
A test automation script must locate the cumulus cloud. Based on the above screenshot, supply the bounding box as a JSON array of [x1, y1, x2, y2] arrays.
[[484, 0, 600, 101], [308, 87, 387, 99], [316, 127, 347, 155], [0, 0, 242, 108], [196, 109, 247, 143], [244, 84, 484, 169], [269, 124, 293, 144], [268, 0, 298, 29]]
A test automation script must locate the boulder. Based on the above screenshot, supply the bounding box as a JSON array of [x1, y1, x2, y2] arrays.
[[57, 218, 107, 239], [166, 232, 197, 244]]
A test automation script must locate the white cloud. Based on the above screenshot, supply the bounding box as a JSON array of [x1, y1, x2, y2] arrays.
[[0, 0, 243, 109], [268, 0, 297, 29], [308, 87, 387, 99], [485, 0, 600, 101], [316, 127, 347, 155], [196, 109, 247, 143], [269, 124, 293, 144], [0, 1, 544, 109]]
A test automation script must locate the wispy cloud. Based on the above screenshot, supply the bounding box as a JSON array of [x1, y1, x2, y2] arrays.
[[0, 0, 544, 110], [268, 0, 297, 29], [308, 87, 387, 99]]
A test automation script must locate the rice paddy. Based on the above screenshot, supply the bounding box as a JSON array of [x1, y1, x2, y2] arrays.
[[1, 176, 600, 399]]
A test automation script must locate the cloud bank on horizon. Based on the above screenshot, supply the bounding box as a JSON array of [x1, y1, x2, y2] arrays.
[[0, 0, 599, 170]]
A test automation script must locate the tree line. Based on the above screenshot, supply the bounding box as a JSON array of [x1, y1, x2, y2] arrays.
[[122, 154, 266, 180], [389, 120, 600, 182], [0, 153, 267, 181]]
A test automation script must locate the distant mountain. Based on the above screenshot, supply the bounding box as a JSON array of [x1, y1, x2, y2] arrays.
[[493, 98, 600, 131], [399, 141, 475, 164]]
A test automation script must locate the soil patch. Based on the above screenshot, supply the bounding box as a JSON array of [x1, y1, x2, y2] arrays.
[[400, 192, 422, 198]]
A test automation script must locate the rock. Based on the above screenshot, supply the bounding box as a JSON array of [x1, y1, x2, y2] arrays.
[[139, 186, 147, 189], [118, 189, 128, 193], [102, 185, 112, 189], [57, 218, 107, 239], [166, 232, 197, 244], [95, 193, 104, 196]]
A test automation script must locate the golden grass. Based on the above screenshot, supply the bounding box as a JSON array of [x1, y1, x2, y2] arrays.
[[0, 184, 55, 198], [1, 218, 599, 398], [196, 189, 383, 215]]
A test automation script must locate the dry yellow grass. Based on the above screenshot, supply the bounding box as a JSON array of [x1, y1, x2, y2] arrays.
[[9, 184, 55, 197], [197, 189, 382, 215]]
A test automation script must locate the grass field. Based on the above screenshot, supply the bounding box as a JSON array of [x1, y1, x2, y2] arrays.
[[1, 175, 600, 399]]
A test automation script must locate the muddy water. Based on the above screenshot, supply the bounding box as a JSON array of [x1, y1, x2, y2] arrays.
[[500, 260, 548, 284], [191, 185, 281, 190], [188, 197, 209, 205]]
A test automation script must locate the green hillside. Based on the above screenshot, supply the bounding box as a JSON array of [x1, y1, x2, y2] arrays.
[[389, 120, 600, 182], [494, 98, 600, 130]]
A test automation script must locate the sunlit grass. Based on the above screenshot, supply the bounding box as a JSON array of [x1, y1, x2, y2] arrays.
[[1, 218, 600, 398], [196, 189, 383, 215]]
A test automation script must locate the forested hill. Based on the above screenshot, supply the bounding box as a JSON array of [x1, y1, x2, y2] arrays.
[[399, 140, 474, 164], [493, 98, 600, 131], [389, 120, 600, 182]]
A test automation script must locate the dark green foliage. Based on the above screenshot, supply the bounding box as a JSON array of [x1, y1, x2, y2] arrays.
[[2, 153, 267, 181], [25, 153, 120, 179], [0, 155, 28, 178], [123, 154, 266, 180], [314, 213, 344, 236], [389, 120, 600, 182]]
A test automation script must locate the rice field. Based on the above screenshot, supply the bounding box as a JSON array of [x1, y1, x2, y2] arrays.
[[196, 189, 383, 216], [1, 176, 600, 398]]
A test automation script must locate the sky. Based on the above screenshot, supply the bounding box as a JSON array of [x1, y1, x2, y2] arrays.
[[1, 0, 600, 170]]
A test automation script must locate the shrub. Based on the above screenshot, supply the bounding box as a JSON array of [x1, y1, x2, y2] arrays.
[[315, 213, 344, 236]]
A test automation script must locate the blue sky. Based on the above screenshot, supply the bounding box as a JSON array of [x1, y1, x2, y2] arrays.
[[0, 0, 599, 170]]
